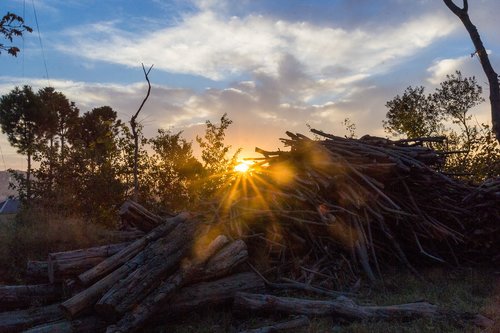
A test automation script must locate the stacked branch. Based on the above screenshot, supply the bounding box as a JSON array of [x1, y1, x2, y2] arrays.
[[224, 130, 497, 287]]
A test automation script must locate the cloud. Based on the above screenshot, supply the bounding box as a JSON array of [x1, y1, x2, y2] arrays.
[[57, 8, 457, 83]]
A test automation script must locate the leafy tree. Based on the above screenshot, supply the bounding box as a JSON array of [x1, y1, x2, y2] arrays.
[[0, 86, 46, 201], [196, 113, 240, 198], [145, 129, 203, 211], [385, 72, 498, 181], [383, 86, 443, 138], [0, 12, 32, 56]]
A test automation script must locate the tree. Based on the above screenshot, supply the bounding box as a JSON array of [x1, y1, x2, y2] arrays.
[[0, 12, 32, 56], [0, 86, 46, 201], [383, 86, 442, 138], [196, 114, 240, 197], [384, 72, 498, 181], [145, 129, 203, 211], [443, 0, 500, 143], [130, 64, 153, 201]]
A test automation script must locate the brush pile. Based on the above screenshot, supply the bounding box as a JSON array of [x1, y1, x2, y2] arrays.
[[223, 130, 499, 287]]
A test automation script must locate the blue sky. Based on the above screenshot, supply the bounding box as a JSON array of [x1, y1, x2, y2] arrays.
[[1, 0, 500, 169]]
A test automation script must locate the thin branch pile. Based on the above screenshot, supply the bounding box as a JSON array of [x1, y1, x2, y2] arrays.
[[223, 130, 499, 286]]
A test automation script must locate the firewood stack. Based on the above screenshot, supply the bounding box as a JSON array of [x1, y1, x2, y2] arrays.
[[0, 203, 264, 333]]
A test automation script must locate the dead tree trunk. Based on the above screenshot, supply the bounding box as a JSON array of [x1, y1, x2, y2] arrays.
[[105, 239, 248, 333], [78, 212, 189, 286], [0, 284, 62, 310], [118, 200, 164, 232], [0, 303, 63, 333], [234, 293, 492, 327], [48, 242, 130, 283], [443, 0, 500, 142], [130, 64, 153, 201]]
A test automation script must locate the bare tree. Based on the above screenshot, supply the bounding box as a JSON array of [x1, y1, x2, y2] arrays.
[[130, 63, 153, 201], [443, 0, 500, 143]]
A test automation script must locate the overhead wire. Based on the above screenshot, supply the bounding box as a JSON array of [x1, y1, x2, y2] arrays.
[[31, 0, 51, 87]]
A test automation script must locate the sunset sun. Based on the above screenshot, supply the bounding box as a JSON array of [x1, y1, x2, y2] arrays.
[[234, 161, 250, 173]]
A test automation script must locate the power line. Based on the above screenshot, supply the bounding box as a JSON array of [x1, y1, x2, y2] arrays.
[[31, 0, 51, 86]]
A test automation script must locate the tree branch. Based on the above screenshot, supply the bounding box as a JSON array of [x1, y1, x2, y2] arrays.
[[130, 63, 153, 201]]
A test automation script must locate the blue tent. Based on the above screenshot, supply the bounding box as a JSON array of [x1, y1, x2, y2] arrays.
[[0, 198, 20, 214]]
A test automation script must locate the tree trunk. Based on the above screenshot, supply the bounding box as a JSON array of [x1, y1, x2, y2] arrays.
[[0, 303, 63, 333], [95, 220, 198, 320], [0, 284, 62, 311], [443, 0, 500, 142], [233, 293, 492, 327], [118, 200, 166, 232], [48, 242, 130, 283], [26, 261, 49, 282], [78, 212, 189, 286], [105, 239, 249, 333], [62, 216, 195, 318], [162, 271, 265, 315], [22, 316, 107, 333]]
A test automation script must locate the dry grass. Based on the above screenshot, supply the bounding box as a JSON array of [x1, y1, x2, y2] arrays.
[[150, 268, 498, 333], [0, 207, 115, 283]]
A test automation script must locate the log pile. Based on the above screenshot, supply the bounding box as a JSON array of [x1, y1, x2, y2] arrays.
[[0, 203, 264, 333]]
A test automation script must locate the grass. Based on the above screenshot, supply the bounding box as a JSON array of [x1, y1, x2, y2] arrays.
[[150, 267, 498, 333], [0, 207, 116, 283]]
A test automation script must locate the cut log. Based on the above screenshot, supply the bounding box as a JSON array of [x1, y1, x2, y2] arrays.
[[26, 261, 48, 282], [238, 316, 310, 333], [105, 239, 248, 333], [118, 200, 163, 232], [78, 212, 190, 286], [95, 220, 199, 321], [48, 242, 130, 283], [0, 303, 63, 333], [22, 316, 107, 333], [62, 216, 195, 318], [163, 271, 265, 315], [0, 284, 62, 311], [107, 228, 145, 242], [233, 293, 492, 327]]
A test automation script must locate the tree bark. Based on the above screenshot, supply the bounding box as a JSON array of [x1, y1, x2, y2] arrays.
[[95, 220, 199, 320], [22, 316, 107, 333], [443, 0, 500, 142], [62, 217, 196, 318], [48, 242, 130, 283], [105, 239, 249, 333], [26, 261, 49, 282], [0, 284, 62, 311], [162, 271, 265, 315], [0, 303, 63, 333], [118, 200, 164, 232], [130, 64, 153, 201], [78, 212, 189, 286], [233, 293, 492, 327]]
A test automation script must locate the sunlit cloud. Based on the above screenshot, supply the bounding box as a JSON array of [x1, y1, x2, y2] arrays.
[[56, 9, 457, 83]]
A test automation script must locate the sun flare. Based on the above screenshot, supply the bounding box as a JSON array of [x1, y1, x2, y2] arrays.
[[234, 161, 250, 173]]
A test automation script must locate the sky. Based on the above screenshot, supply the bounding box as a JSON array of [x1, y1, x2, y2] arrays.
[[1, 0, 500, 170]]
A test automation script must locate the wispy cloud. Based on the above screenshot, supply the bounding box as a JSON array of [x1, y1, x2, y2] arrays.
[[57, 8, 457, 83]]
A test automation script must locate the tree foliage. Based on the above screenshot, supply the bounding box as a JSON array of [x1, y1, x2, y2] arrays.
[[0, 85, 240, 223], [384, 71, 499, 181], [0, 12, 32, 57]]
